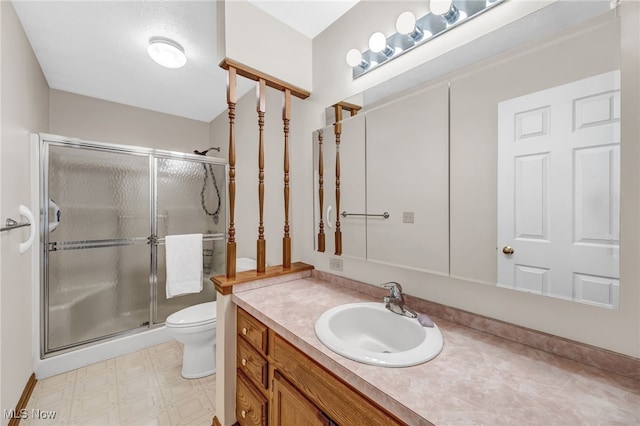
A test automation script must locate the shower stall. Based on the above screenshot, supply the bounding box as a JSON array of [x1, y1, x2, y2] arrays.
[[39, 134, 227, 357]]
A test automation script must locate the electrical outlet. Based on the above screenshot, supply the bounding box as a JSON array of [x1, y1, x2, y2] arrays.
[[402, 212, 415, 223], [329, 258, 343, 271]]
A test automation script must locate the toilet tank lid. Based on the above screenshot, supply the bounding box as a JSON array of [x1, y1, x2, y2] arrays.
[[166, 301, 217, 326]]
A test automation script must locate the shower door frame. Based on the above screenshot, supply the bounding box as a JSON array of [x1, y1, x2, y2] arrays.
[[39, 134, 228, 358]]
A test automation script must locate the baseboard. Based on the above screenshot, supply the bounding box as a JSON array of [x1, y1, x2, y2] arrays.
[[212, 415, 239, 426], [7, 373, 37, 426]]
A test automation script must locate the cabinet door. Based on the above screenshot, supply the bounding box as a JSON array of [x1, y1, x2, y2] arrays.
[[270, 371, 331, 426], [237, 372, 267, 426]]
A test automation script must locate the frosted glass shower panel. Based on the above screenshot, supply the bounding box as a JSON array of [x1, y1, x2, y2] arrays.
[[154, 241, 223, 323], [46, 245, 151, 351], [154, 157, 226, 323], [48, 145, 150, 242], [156, 158, 226, 237]]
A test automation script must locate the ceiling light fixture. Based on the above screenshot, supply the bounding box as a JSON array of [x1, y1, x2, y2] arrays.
[[147, 36, 186, 69], [345, 0, 505, 78]]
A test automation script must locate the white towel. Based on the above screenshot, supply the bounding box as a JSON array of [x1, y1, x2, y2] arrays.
[[165, 233, 203, 299]]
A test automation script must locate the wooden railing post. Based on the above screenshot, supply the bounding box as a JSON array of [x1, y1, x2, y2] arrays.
[[256, 79, 267, 273], [282, 89, 292, 268], [218, 58, 311, 278], [226, 67, 237, 278], [334, 105, 343, 255], [317, 130, 326, 253]]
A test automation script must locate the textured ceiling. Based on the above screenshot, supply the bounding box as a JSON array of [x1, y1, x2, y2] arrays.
[[12, 0, 359, 123]]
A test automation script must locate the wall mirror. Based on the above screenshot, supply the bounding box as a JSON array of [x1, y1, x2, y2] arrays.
[[312, 1, 623, 309]]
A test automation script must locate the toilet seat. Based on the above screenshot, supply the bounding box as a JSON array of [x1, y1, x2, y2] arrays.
[[166, 302, 217, 328]]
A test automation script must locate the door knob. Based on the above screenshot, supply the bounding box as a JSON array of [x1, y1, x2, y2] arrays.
[[502, 246, 515, 255]]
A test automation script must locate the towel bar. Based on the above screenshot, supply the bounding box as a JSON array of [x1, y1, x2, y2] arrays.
[[341, 211, 390, 219]]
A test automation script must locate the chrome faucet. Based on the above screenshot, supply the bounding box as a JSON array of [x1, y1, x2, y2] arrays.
[[381, 282, 417, 318]]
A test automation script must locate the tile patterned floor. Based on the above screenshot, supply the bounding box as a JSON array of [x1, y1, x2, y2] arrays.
[[23, 341, 216, 426]]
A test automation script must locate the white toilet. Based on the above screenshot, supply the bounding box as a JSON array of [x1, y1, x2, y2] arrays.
[[165, 258, 256, 379], [166, 301, 217, 379]]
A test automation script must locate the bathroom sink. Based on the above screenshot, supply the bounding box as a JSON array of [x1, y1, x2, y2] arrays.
[[314, 302, 443, 367]]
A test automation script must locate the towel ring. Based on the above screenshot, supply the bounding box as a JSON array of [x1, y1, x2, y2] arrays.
[[19, 205, 35, 254]]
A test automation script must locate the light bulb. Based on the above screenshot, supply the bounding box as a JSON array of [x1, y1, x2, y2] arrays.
[[430, 0, 453, 16], [148, 37, 186, 69], [430, 0, 460, 24], [396, 11, 416, 35], [346, 49, 363, 67], [368, 32, 387, 53]]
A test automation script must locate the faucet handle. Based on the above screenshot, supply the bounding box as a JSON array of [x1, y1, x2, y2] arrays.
[[381, 282, 403, 298]]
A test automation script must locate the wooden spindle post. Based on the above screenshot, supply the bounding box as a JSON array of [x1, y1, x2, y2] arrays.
[[334, 105, 343, 255], [282, 89, 292, 268], [256, 79, 267, 273], [226, 67, 237, 278], [317, 130, 326, 253]]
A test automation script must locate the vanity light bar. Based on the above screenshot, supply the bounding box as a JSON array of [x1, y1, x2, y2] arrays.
[[347, 0, 506, 79]]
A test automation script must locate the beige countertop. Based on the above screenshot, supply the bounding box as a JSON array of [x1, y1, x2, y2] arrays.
[[232, 276, 640, 425]]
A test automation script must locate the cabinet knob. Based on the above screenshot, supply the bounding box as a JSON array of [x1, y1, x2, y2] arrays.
[[241, 409, 249, 419], [502, 246, 515, 255], [241, 327, 248, 336], [241, 358, 247, 366]]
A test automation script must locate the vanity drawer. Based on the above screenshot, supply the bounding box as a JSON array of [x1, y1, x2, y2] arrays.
[[237, 371, 268, 426], [238, 335, 268, 391], [238, 308, 268, 354]]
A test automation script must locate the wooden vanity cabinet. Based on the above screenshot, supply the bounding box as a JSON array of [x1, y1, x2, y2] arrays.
[[270, 371, 333, 426], [236, 307, 405, 426], [237, 308, 269, 426]]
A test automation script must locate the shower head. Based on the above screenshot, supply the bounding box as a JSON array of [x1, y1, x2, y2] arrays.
[[193, 147, 221, 156]]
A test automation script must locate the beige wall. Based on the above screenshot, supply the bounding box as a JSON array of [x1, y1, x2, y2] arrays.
[[49, 90, 210, 153], [209, 82, 309, 266], [306, 1, 640, 357], [0, 2, 49, 422], [223, 0, 312, 91]]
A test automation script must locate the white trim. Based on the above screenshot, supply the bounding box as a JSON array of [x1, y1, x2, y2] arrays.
[[34, 326, 171, 379]]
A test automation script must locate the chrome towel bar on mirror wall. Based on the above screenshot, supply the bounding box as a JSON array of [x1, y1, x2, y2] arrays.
[[341, 211, 390, 219]]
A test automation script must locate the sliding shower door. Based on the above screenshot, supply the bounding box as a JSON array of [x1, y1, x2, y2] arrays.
[[42, 136, 226, 356], [45, 144, 152, 353], [154, 156, 226, 323]]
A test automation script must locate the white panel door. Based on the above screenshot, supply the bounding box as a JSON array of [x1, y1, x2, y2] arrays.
[[498, 71, 620, 308]]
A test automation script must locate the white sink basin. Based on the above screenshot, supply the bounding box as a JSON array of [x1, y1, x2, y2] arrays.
[[314, 302, 443, 367]]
